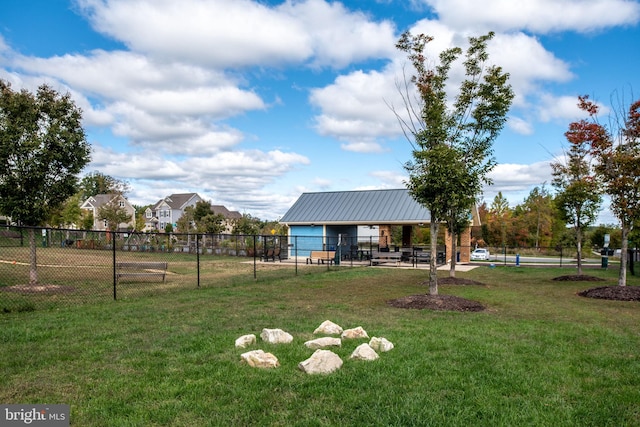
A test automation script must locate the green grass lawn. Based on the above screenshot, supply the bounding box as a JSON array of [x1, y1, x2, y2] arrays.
[[1, 264, 639, 426]]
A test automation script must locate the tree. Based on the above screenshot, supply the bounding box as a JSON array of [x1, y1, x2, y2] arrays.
[[486, 192, 513, 247], [132, 204, 152, 232], [0, 80, 90, 285], [232, 213, 261, 235], [395, 31, 514, 295], [78, 171, 130, 199], [97, 196, 133, 231], [513, 186, 559, 249], [551, 97, 603, 274], [176, 206, 195, 233], [192, 200, 226, 234], [590, 96, 640, 286]]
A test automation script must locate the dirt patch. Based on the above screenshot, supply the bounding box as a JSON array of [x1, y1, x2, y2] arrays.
[[578, 286, 640, 301], [436, 277, 487, 286], [552, 275, 605, 282], [387, 294, 485, 312], [1, 284, 76, 294]]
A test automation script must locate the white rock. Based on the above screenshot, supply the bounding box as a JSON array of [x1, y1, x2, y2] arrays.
[[298, 349, 343, 375], [304, 337, 342, 349], [240, 350, 279, 368], [260, 328, 293, 344], [369, 337, 394, 352], [341, 326, 369, 340], [235, 334, 256, 348], [349, 343, 379, 361], [313, 320, 343, 335]]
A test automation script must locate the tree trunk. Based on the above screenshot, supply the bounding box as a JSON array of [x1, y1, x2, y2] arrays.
[[449, 229, 457, 278], [576, 224, 582, 276], [619, 225, 630, 287], [428, 217, 439, 295], [29, 228, 38, 285]]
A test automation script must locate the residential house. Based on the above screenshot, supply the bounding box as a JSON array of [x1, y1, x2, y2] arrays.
[[80, 194, 136, 231], [210, 205, 242, 233], [144, 193, 202, 232], [143, 193, 244, 233]]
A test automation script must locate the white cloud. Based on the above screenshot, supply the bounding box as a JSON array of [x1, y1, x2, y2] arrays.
[[508, 116, 534, 135], [483, 161, 553, 206], [422, 0, 640, 33], [341, 140, 385, 153], [488, 33, 574, 106], [537, 94, 610, 122], [369, 170, 406, 187], [77, 0, 396, 69], [278, 0, 397, 68], [309, 28, 574, 151], [489, 161, 553, 190], [78, 0, 312, 67]]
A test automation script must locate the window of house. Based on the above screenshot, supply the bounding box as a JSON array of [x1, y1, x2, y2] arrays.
[[103, 219, 108, 227], [119, 201, 125, 208], [146, 210, 151, 218]]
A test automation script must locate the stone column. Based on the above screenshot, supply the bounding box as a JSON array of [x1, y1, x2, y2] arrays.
[[445, 228, 452, 263], [459, 226, 471, 263], [378, 225, 391, 248]]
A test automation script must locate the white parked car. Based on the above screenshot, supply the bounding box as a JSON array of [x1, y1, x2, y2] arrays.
[[470, 248, 490, 261]]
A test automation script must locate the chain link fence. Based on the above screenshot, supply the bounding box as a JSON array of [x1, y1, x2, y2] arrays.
[[463, 244, 629, 269], [2, 226, 445, 312]]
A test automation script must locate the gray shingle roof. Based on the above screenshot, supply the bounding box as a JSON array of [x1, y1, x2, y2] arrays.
[[280, 189, 431, 225]]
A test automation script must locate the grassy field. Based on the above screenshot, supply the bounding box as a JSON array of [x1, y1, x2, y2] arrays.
[[0, 247, 329, 311], [1, 262, 639, 426]]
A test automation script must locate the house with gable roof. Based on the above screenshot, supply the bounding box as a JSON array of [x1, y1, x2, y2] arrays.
[[144, 193, 202, 232], [80, 194, 136, 231], [279, 188, 476, 263], [210, 205, 243, 233], [143, 194, 243, 233]]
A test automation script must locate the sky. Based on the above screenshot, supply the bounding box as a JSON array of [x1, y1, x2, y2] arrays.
[[1, 0, 639, 222]]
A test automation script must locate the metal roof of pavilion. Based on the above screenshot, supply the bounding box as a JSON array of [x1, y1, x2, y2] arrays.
[[279, 189, 431, 225]]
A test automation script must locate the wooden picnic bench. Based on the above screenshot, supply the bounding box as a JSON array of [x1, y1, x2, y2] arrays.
[[116, 262, 168, 283], [261, 247, 282, 262], [370, 251, 402, 266], [306, 250, 336, 265]]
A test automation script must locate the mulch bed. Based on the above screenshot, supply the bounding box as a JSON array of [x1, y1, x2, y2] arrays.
[[387, 277, 487, 311], [578, 286, 640, 301], [553, 274, 640, 301], [387, 294, 485, 312], [552, 275, 605, 282]]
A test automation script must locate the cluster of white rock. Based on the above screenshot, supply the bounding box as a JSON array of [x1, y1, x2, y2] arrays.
[[236, 320, 394, 374]]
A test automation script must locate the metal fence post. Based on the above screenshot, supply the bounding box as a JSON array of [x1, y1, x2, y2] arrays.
[[196, 234, 200, 288], [253, 235, 257, 280], [112, 231, 117, 300]]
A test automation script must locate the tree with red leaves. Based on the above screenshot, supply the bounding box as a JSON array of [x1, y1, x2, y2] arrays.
[[551, 96, 603, 275], [588, 96, 640, 286]]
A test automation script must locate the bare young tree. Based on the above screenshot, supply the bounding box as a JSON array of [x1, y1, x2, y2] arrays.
[[393, 32, 514, 294]]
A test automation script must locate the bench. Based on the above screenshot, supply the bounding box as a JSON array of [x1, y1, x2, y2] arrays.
[[261, 247, 282, 262], [116, 262, 168, 283], [306, 251, 336, 265], [370, 251, 402, 266], [411, 250, 446, 266]]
